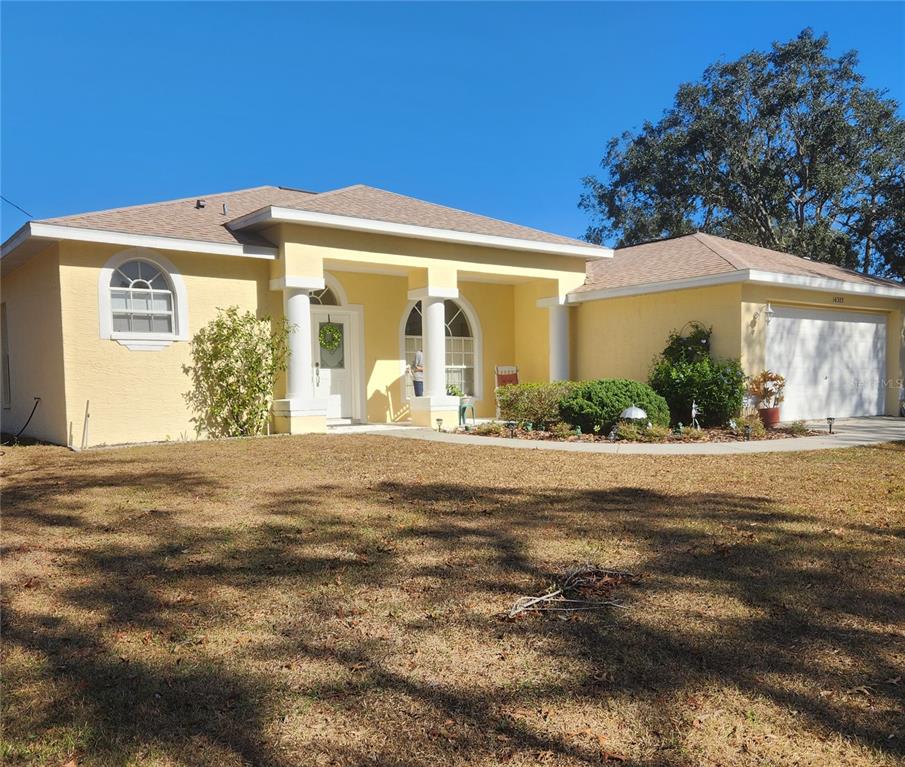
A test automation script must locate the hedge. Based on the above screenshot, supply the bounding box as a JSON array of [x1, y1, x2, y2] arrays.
[[649, 356, 746, 427], [559, 379, 670, 434], [496, 381, 577, 428]]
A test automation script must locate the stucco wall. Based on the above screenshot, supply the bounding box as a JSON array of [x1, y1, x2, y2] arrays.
[[332, 270, 515, 421], [573, 284, 743, 382], [460, 281, 515, 417], [741, 284, 905, 415], [0, 244, 68, 444], [58, 242, 272, 446], [329, 270, 410, 423], [513, 281, 553, 383]]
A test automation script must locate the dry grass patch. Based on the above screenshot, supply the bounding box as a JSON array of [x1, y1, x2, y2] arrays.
[[1, 436, 903, 766]]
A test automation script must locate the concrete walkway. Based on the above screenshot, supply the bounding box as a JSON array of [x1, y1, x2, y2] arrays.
[[328, 417, 905, 455]]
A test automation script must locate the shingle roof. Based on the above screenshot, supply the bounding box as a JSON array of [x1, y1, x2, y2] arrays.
[[36, 184, 596, 250], [576, 232, 901, 292], [39, 186, 317, 247], [236, 184, 593, 248]]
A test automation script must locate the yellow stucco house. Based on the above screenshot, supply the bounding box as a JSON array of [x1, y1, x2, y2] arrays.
[[2, 183, 903, 447]]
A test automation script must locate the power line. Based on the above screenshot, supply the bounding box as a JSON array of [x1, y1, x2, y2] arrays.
[[1, 195, 33, 218]]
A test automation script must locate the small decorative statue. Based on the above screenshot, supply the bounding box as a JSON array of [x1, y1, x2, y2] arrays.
[[691, 400, 701, 429]]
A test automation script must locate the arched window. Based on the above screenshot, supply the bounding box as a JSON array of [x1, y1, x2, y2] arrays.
[[99, 250, 188, 350], [403, 300, 475, 395], [308, 286, 339, 305], [110, 259, 174, 334]]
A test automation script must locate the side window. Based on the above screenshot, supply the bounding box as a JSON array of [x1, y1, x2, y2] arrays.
[[109, 259, 175, 334], [99, 251, 188, 351]]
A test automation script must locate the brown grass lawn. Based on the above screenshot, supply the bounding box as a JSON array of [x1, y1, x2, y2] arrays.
[[2, 436, 904, 767]]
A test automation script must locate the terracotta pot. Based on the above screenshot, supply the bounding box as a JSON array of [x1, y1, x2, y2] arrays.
[[758, 406, 781, 429]]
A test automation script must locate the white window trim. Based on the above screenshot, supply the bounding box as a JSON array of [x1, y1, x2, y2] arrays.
[[98, 249, 189, 351], [319, 272, 349, 306], [398, 294, 483, 401]]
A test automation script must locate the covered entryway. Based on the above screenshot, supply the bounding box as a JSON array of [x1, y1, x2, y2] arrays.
[[766, 305, 887, 421], [311, 306, 363, 422]]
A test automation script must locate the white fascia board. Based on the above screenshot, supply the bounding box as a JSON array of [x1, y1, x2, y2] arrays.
[[0, 224, 31, 258], [1, 222, 278, 260], [230, 206, 612, 260], [567, 270, 747, 303], [567, 269, 905, 303], [745, 269, 905, 299]]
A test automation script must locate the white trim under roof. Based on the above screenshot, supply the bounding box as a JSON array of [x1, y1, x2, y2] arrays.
[[568, 268, 905, 303], [1, 222, 278, 260], [229, 206, 611, 259]]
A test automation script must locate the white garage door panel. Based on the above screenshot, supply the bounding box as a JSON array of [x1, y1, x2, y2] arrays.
[[765, 306, 886, 421]]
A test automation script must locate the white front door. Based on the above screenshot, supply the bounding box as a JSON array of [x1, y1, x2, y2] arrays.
[[765, 305, 887, 421], [312, 309, 355, 420]]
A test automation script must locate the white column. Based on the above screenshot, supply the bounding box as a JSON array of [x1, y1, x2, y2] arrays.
[[548, 304, 570, 381], [422, 296, 447, 398], [284, 288, 313, 401]]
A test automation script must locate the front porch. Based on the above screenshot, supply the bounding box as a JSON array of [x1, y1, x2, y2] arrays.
[[266, 245, 584, 435]]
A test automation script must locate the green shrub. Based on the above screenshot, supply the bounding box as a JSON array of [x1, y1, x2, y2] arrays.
[[471, 421, 506, 436], [734, 413, 766, 439], [662, 322, 712, 364], [548, 421, 575, 440], [678, 427, 707, 442], [496, 381, 577, 428], [649, 356, 746, 427], [559, 379, 670, 435], [615, 422, 671, 442], [183, 306, 290, 438], [787, 420, 809, 436], [643, 423, 672, 442], [614, 421, 643, 441]]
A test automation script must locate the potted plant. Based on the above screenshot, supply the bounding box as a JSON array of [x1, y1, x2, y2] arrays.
[[447, 383, 465, 399], [748, 370, 785, 428]]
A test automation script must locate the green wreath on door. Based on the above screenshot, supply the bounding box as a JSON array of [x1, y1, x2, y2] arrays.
[[319, 322, 343, 352]]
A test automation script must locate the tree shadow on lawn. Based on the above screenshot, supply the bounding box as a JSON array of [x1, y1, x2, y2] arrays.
[[2, 458, 902, 765]]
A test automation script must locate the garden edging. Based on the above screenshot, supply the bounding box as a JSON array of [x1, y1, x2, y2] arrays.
[[344, 417, 905, 455]]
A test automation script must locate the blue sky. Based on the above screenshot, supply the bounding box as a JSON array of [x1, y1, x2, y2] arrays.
[[1, 2, 903, 243]]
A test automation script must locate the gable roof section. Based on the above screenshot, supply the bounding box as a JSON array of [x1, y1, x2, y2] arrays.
[[230, 184, 597, 250], [3, 183, 607, 262], [573, 232, 904, 298]]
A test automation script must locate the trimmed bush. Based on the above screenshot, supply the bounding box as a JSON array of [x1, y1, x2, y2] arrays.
[[496, 381, 577, 428], [649, 356, 746, 427], [471, 421, 506, 437], [615, 421, 671, 442], [734, 413, 767, 439], [559, 379, 670, 434]]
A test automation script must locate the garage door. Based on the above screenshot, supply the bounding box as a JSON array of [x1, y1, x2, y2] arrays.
[[765, 306, 886, 422]]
